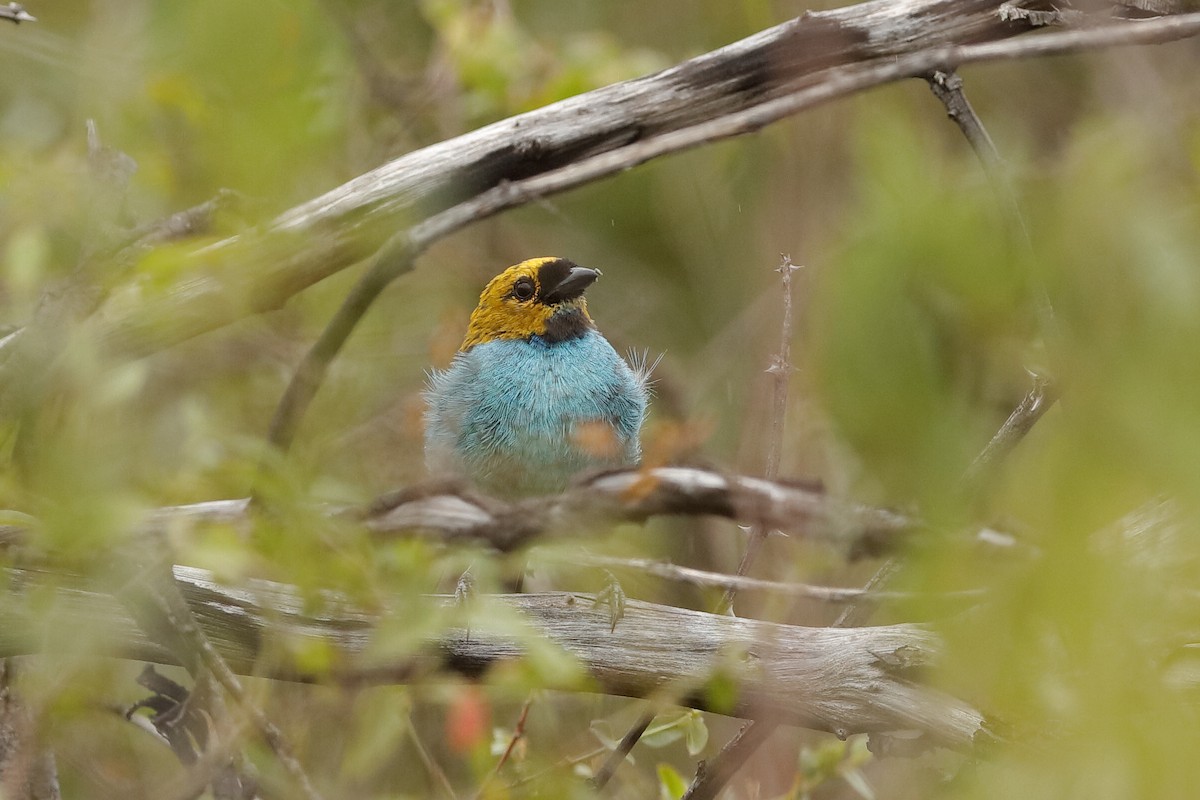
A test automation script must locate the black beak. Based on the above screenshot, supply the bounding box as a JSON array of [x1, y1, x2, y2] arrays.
[[541, 266, 601, 304]]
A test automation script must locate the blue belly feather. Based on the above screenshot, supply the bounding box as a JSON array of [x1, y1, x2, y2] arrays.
[[424, 331, 648, 496]]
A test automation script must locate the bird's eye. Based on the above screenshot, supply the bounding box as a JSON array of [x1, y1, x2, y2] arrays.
[[512, 278, 536, 301]]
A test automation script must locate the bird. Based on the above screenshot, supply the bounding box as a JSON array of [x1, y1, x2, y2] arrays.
[[424, 257, 650, 497]]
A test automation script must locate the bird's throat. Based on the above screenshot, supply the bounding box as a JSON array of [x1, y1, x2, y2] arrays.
[[540, 306, 594, 344]]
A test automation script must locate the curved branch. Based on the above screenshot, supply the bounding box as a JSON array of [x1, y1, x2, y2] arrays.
[[91, 0, 1063, 360]]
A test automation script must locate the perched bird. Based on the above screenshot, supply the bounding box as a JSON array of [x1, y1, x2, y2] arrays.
[[425, 257, 649, 497]]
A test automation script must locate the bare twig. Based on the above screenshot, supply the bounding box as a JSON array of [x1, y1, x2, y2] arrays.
[[721, 255, 802, 614], [589, 712, 655, 791], [925, 70, 1005, 185], [763, 257, 801, 484], [832, 559, 904, 628], [595, 257, 802, 792], [681, 717, 780, 800], [830, 75, 1061, 643], [925, 69, 1056, 338], [473, 696, 533, 799], [262, 235, 415, 459], [580, 553, 984, 605], [407, 714, 460, 800], [514, 744, 609, 788], [965, 373, 1057, 484]]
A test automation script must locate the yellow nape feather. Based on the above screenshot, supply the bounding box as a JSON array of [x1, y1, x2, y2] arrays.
[[461, 257, 593, 350]]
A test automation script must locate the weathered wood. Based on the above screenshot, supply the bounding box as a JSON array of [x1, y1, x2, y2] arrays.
[[94, 0, 1045, 358], [0, 566, 986, 749], [139, 467, 913, 553]]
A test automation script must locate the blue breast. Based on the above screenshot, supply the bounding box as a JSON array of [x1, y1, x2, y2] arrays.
[[424, 331, 648, 497]]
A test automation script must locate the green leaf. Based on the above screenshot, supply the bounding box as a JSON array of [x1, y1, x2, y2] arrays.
[[642, 713, 688, 748], [683, 711, 709, 756], [657, 763, 688, 800]]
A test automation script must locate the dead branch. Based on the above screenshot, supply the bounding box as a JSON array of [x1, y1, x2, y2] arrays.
[[77, 0, 1163, 361], [0, 565, 988, 750], [578, 553, 985, 606], [965, 373, 1058, 484], [137, 466, 913, 554], [722, 255, 802, 614]]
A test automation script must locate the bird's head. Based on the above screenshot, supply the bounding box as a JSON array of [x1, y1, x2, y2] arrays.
[[461, 257, 600, 351]]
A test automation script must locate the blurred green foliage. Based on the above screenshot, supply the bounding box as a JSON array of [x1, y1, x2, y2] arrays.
[[2, 0, 1200, 798]]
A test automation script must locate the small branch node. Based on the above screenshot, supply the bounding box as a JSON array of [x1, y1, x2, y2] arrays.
[[0, 4, 36, 24]]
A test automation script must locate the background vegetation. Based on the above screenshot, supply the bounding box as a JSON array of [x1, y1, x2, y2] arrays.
[[2, 0, 1200, 797]]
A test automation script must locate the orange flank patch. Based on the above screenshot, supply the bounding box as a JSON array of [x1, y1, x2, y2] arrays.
[[622, 419, 714, 501], [572, 420, 622, 459]]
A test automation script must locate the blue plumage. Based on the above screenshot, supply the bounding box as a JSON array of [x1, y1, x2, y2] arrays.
[[425, 330, 649, 497]]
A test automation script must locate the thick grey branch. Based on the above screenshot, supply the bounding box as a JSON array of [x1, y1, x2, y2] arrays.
[[92, 7, 1200, 362], [91, 0, 1060, 359], [0, 566, 987, 749]]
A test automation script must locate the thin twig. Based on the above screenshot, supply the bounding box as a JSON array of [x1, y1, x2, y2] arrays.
[[925, 70, 1005, 185], [407, 714, 461, 800], [580, 553, 984, 605], [589, 712, 655, 791], [925, 71, 1060, 478], [814, 70, 1053, 642], [262, 235, 416, 460], [720, 255, 801, 614], [832, 559, 903, 628], [640, 256, 798, 795], [682, 527, 899, 799], [473, 696, 533, 799], [682, 52, 1095, 800], [964, 372, 1057, 484], [681, 717, 780, 800], [924, 69, 1056, 337], [192, 636, 324, 800]]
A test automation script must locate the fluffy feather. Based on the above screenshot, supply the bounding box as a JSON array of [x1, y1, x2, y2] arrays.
[[425, 259, 649, 497]]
